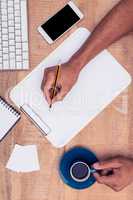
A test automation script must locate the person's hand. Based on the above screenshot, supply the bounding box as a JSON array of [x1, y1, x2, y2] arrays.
[[41, 60, 80, 105], [93, 157, 133, 192]]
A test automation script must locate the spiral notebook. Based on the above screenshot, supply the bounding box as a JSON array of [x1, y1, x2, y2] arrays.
[[0, 96, 21, 141]]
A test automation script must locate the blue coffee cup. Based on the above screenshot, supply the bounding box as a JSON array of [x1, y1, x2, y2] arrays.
[[59, 147, 98, 190]]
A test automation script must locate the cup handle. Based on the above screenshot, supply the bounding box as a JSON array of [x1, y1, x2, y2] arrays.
[[90, 168, 97, 173]]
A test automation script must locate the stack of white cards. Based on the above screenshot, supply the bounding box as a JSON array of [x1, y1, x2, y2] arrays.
[[6, 144, 40, 172]]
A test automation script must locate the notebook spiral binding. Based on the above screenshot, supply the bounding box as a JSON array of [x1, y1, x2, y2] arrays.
[[0, 96, 20, 117]]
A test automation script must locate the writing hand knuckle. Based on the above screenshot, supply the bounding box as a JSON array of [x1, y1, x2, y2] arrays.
[[44, 85, 47, 91], [44, 69, 49, 75]]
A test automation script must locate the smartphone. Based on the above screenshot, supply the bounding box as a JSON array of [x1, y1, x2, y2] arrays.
[[38, 1, 84, 44]]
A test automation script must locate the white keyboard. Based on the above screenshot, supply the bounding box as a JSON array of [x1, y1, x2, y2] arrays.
[[0, 0, 29, 70]]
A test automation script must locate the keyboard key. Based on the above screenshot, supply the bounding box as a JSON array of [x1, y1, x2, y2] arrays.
[[8, 13, 14, 20], [8, 1, 14, 7], [16, 30, 21, 36], [23, 52, 29, 60], [16, 42, 21, 49], [1, 2, 7, 9], [1, 9, 7, 15], [2, 35, 8, 40], [15, 17, 21, 23], [16, 49, 22, 55], [2, 22, 8, 28], [14, 0, 20, 3], [15, 10, 20, 17], [3, 48, 8, 53], [9, 46, 15, 52], [10, 59, 16, 69], [16, 36, 21, 42], [16, 62, 22, 69], [15, 23, 21, 29], [16, 55, 22, 62], [0, 57, 2, 63], [22, 42, 28, 51], [23, 60, 29, 69], [9, 40, 15, 45], [3, 54, 8, 60], [2, 15, 8, 21], [8, 7, 14, 14], [3, 60, 9, 69], [21, 1, 28, 42], [8, 20, 14, 26], [9, 27, 14, 33], [2, 29, 8, 34], [3, 41, 8, 47], [9, 52, 15, 58], [9, 33, 15, 39], [15, 4, 20, 10]]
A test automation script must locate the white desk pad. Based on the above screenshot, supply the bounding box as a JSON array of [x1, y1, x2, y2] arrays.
[[10, 28, 132, 148]]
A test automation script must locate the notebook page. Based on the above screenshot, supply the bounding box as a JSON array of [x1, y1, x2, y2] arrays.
[[0, 102, 20, 139]]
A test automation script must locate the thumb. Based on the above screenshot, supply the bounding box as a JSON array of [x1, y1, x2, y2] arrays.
[[93, 172, 116, 185], [93, 159, 122, 170], [43, 79, 54, 105]]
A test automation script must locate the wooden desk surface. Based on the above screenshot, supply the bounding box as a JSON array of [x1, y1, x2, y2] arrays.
[[0, 0, 133, 199]]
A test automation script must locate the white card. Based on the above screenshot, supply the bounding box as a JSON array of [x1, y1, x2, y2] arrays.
[[6, 144, 40, 172]]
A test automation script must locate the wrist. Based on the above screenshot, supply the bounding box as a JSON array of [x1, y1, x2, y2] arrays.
[[67, 55, 86, 74]]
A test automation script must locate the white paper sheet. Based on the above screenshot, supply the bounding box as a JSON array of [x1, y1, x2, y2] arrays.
[[6, 144, 40, 172]]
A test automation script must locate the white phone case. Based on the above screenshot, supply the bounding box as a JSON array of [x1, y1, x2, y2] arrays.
[[38, 1, 84, 44]]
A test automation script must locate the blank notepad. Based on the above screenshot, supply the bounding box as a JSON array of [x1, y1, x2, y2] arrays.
[[0, 97, 21, 141], [10, 28, 131, 148]]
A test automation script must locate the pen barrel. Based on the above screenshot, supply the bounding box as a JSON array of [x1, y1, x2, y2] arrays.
[[50, 65, 61, 100], [49, 86, 61, 99]]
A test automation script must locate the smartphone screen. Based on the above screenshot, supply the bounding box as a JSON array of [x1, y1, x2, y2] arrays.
[[41, 5, 80, 41]]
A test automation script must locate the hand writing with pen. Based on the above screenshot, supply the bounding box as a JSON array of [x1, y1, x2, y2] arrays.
[[41, 61, 79, 107]]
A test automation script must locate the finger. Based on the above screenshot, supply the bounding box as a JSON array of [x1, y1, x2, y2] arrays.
[[43, 80, 54, 104], [93, 173, 102, 183], [44, 87, 52, 105], [93, 159, 122, 170], [52, 91, 66, 103], [94, 172, 116, 185], [100, 169, 111, 176], [41, 77, 44, 91], [93, 173, 109, 184], [41, 74, 46, 91], [41, 69, 49, 91]]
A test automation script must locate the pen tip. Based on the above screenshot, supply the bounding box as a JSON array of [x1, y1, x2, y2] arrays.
[[49, 104, 52, 110]]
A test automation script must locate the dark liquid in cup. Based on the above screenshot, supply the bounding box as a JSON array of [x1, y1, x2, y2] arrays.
[[71, 162, 89, 180]]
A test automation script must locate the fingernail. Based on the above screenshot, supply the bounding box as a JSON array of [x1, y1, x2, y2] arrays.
[[93, 162, 100, 169]]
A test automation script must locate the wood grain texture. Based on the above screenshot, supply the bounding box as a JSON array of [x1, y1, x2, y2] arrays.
[[0, 0, 133, 199]]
